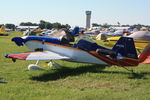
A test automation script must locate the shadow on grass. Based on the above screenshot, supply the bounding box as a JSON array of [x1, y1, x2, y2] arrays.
[[128, 72, 148, 79], [30, 64, 106, 82], [99, 70, 148, 79], [30, 65, 149, 82]]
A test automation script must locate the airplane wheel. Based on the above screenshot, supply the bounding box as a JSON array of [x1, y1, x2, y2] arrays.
[[28, 64, 43, 70]]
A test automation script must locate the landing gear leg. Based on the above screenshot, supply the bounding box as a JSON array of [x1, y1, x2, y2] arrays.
[[47, 60, 61, 68], [121, 66, 134, 73], [35, 60, 39, 65], [28, 60, 43, 70]]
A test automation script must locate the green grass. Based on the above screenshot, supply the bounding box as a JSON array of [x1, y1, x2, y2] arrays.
[[1, 32, 150, 100]]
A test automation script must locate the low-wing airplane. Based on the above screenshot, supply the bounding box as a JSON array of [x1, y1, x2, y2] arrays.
[[5, 35, 150, 69], [104, 31, 150, 50], [104, 36, 150, 50]]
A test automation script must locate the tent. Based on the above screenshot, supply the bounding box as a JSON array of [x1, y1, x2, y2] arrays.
[[34, 28, 43, 33], [128, 31, 150, 41], [0, 26, 9, 36], [96, 33, 107, 40]]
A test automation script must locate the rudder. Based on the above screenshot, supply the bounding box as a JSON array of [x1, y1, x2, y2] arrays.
[[112, 37, 138, 59]]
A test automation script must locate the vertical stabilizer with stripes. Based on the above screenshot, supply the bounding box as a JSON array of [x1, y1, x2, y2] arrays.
[[112, 37, 138, 59]]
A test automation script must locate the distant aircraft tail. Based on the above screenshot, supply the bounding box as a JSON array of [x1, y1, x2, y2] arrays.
[[70, 26, 79, 36], [138, 43, 150, 63], [112, 37, 138, 59]]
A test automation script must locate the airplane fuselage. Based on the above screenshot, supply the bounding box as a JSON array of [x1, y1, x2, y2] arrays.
[[24, 39, 108, 65], [9, 36, 139, 66]]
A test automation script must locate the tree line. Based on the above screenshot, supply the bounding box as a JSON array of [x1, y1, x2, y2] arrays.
[[19, 20, 71, 29], [92, 23, 150, 30], [0, 24, 15, 31], [1, 21, 150, 31], [0, 20, 71, 31]]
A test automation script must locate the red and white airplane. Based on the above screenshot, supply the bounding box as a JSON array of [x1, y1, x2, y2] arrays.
[[5, 35, 150, 69]]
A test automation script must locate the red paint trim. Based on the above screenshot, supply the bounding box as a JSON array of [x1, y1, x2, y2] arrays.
[[89, 51, 139, 66], [8, 53, 30, 60], [7, 51, 48, 60], [139, 51, 150, 63]]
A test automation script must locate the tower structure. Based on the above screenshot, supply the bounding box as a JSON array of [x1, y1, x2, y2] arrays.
[[85, 11, 92, 29]]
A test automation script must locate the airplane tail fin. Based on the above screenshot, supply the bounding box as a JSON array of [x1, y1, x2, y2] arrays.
[[138, 43, 150, 63], [70, 26, 79, 36], [112, 37, 138, 59]]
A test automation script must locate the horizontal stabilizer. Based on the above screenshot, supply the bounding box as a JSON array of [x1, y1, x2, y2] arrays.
[[139, 43, 150, 63]]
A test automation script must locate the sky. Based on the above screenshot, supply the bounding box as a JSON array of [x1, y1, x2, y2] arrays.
[[0, 0, 150, 27]]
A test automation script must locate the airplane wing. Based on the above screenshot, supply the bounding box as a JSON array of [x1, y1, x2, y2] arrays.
[[5, 51, 70, 60]]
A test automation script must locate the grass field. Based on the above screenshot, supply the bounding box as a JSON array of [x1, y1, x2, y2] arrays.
[[1, 32, 150, 100]]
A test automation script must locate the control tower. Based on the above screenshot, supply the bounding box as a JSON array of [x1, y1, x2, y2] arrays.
[[85, 11, 92, 29]]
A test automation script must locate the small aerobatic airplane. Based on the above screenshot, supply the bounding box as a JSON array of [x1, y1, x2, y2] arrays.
[[5, 35, 150, 69], [5, 36, 150, 69]]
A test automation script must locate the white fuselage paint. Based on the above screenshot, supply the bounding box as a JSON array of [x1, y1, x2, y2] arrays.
[[25, 41, 108, 65]]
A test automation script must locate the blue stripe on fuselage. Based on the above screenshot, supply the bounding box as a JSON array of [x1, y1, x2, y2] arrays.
[[23, 36, 113, 52], [23, 36, 61, 44]]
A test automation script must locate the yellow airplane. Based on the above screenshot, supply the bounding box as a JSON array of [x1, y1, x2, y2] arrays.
[[0, 25, 9, 36], [104, 36, 150, 50]]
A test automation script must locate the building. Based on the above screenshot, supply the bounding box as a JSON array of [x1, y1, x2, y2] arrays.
[[16, 26, 39, 31], [85, 11, 92, 29]]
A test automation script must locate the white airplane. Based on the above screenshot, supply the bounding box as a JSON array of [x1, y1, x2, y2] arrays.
[[5, 35, 147, 70]]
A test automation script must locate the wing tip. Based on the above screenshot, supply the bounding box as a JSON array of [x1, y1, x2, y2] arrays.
[[4, 54, 9, 58]]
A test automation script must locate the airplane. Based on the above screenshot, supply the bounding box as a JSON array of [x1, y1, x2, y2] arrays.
[[104, 36, 149, 50], [5, 35, 150, 70], [104, 31, 150, 50], [0, 25, 9, 36]]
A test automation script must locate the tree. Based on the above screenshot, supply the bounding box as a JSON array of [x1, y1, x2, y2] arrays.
[[38, 20, 71, 29], [61, 24, 71, 29], [52, 22, 61, 29], [20, 22, 38, 26], [102, 23, 111, 28], [39, 20, 46, 29], [135, 24, 142, 30], [5, 24, 15, 31], [45, 22, 52, 29], [65, 24, 71, 29], [92, 23, 100, 27]]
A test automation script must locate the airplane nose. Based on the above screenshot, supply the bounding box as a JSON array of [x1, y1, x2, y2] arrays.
[[12, 37, 24, 46]]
